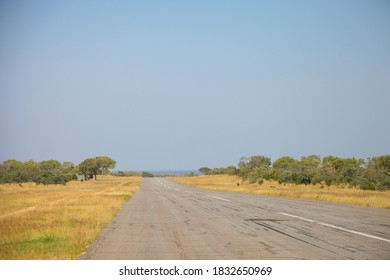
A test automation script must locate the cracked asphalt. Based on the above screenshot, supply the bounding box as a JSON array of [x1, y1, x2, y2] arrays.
[[80, 177, 390, 259]]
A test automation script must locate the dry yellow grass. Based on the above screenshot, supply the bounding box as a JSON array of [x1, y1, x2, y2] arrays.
[[0, 176, 141, 259], [172, 175, 390, 209]]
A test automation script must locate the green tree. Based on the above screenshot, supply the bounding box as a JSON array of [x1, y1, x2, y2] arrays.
[[273, 157, 297, 170], [298, 155, 322, 184], [61, 161, 77, 182], [238, 155, 271, 182], [273, 156, 299, 183], [199, 167, 212, 175], [341, 158, 365, 186], [0, 159, 76, 184], [321, 156, 365, 186], [78, 156, 116, 179], [78, 158, 100, 180], [96, 156, 116, 176], [1, 160, 23, 183], [366, 155, 390, 190], [0, 159, 42, 183], [38, 160, 67, 184], [321, 156, 340, 185], [224, 165, 238, 175], [21, 160, 41, 183]]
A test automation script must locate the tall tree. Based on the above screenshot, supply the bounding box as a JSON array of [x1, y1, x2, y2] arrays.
[[238, 155, 271, 182], [78, 158, 100, 180], [273, 156, 299, 183], [96, 156, 116, 176], [366, 155, 390, 190], [298, 155, 322, 184]]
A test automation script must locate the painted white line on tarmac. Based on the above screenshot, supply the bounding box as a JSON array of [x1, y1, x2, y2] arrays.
[[205, 195, 230, 202], [280, 212, 390, 244]]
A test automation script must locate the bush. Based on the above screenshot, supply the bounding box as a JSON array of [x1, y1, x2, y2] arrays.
[[0, 159, 78, 185], [233, 154, 390, 191]]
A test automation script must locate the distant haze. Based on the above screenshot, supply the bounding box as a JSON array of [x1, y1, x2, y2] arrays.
[[146, 170, 199, 176], [1, 1, 389, 170]]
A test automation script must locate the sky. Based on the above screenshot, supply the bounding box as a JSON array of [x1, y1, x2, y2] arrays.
[[0, 0, 389, 171]]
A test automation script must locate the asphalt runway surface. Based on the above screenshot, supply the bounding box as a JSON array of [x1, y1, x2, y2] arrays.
[[81, 177, 390, 259]]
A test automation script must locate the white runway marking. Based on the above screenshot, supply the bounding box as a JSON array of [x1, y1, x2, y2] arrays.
[[280, 212, 390, 244], [205, 195, 230, 202]]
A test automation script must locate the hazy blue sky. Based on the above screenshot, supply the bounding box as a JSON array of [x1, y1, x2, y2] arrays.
[[1, 0, 389, 170]]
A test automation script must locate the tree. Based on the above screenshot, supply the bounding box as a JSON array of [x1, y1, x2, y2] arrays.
[[366, 155, 390, 190], [96, 156, 116, 176], [321, 156, 340, 185], [0, 159, 75, 184], [246, 155, 271, 171], [0, 159, 42, 183], [78, 156, 116, 179], [78, 158, 100, 180], [22, 160, 41, 183], [39, 160, 67, 184], [224, 165, 238, 175], [1, 160, 23, 183], [199, 167, 212, 175], [273, 157, 297, 170], [298, 155, 322, 184], [339, 158, 365, 186], [321, 156, 365, 186], [273, 157, 299, 183], [238, 155, 271, 182]]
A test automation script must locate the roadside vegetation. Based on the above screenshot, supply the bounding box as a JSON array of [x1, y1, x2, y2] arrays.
[[176, 154, 390, 209], [173, 175, 390, 209], [0, 156, 116, 184], [198, 155, 390, 191], [0, 176, 141, 259]]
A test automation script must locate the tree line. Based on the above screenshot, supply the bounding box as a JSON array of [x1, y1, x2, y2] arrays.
[[113, 171, 154, 177], [199, 155, 390, 191], [0, 156, 116, 185]]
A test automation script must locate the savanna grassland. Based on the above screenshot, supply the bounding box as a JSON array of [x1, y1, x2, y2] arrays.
[[172, 175, 390, 209], [0, 176, 141, 259]]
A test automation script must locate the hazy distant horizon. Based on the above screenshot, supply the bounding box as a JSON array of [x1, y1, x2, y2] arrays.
[[1, 1, 389, 171], [137, 170, 200, 176], [2, 153, 390, 173]]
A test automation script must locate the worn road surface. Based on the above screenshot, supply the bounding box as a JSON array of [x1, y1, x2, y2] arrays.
[[80, 177, 390, 259]]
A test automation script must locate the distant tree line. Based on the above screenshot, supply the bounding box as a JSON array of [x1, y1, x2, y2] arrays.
[[198, 166, 238, 176], [113, 171, 143, 177], [199, 155, 390, 190], [112, 171, 154, 177], [0, 156, 116, 185]]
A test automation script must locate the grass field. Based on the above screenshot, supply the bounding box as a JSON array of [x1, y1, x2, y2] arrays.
[[172, 175, 390, 209], [0, 176, 141, 259]]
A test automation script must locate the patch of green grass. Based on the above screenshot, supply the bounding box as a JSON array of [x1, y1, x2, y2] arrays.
[[1, 234, 67, 259]]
